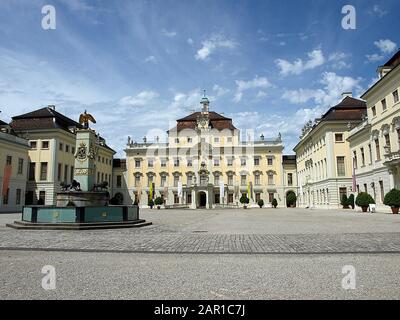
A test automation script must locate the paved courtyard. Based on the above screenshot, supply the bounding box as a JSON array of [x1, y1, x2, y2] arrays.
[[1, 208, 400, 254], [1, 207, 400, 299]]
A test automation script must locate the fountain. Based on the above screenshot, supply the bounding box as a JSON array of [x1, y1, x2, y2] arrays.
[[7, 111, 151, 230]]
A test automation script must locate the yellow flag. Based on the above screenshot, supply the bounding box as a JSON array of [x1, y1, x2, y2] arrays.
[[247, 182, 251, 199], [149, 182, 153, 199]]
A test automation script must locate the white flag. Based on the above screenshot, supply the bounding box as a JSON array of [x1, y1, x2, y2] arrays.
[[219, 181, 224, 197]]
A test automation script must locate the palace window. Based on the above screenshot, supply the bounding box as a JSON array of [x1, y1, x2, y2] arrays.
[[174, 193, 179, 204], [161, 175, 167, 187], [30, 141, 37, 149], [214, 193, 220, 204], [268, 193, 274, 203], [174, 175, 179, 187], [135, 160, 141, 168], [187, 137, 192, 143], [214, 175, 220, 186], [254, 157, 260, 166], [267, 158, 273, 166], [174, 159, 180, 167], [134, 175, 141, 187], [255, 193, 261, 203], [337, 157, 345, 177], [268, 173, 274, 185], [228, 193, 234, 203], [148, 175, 154, 187], [64, 165, 68, 182], [241, 175, 247, 186], [3, 188, 9, 205], [372, 106, 377, 117], [227, 157, 233, 166], [175, 138, 179, 143], [214, 158, 220, 166], [287, 173, 293, 186], [40, 162, 48, 181], [16, 189, 21, 205], [254, 173, 261, 186], [227, 137, 232, 143], [339, 187, 347, 201], [361, 148, 365, 166], [214, 137, 219, 143], [240, 158, 246, 166], [368, 144, 372, 164], [39, 191, 46, 204], [41, 141, 49, 149], [59, 143, 63, 151], [161, 159, 167, 167], [65, 145, 69, 153], [384, 134, 391, 153], [148, 159, 154, 168], [228, 175, 233, 186], [187, 175, 192, 186], [375, 138, 381, 161], [382, 98, 387, 111], [6, 155, 12, 166], [57, 164, 62, 182], [335, 133, 343, 142], [393, 90, 399, 104]]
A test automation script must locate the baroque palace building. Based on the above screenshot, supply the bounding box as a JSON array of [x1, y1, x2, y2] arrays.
[[294, 94, 367, 209], [348, 50, 400, 211], [6, 106, 115, 207], [118, 95, 298, 208]]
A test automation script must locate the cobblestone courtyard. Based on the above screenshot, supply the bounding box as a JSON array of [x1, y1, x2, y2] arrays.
[[1, 208, 400, 254], [2, 208, 400, 299]]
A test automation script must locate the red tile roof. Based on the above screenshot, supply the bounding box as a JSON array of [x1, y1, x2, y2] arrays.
[[172, 111, 237, 132]]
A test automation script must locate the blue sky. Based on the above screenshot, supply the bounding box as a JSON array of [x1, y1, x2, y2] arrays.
[[0, 0, 399, 156]]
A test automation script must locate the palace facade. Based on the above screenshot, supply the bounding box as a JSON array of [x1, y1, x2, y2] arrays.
[[117, 96, 298, 208], [294, 94, 367, 209], [348, 50, 400, 211]]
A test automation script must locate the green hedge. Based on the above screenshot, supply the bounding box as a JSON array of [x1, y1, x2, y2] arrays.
[[384, 189, 400, 208]]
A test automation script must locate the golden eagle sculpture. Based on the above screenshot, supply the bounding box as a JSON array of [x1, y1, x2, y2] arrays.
[[79, 110, 96, 129]]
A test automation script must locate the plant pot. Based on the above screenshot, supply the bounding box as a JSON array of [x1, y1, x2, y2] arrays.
[[243, 205, 247, 209], [391, 207, 399, 214], [157, 206, 161, 210], [343, 206, 349, 209], [290, 204, 295, 208], [362, 206, 368, 212]]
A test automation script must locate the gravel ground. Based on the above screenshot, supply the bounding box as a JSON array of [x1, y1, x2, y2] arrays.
[[1, 250, 400, 300]]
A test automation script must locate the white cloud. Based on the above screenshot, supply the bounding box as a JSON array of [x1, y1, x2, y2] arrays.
[[275, 49, 325, 76], [187, 38, 194, 45], [282, 72, 363, 107], [58, 0, 94, 12], [119, 91, 159, 107], [162, 29, 177, 38], [144, 55, 157, 63], [366, 39, 397, 62], [195, 34, 237, 61], [369, 5, 388, 18], [213, 84, 229, 97], [374, 39, 397, 54], [233, 76, 272, 103], [328, 52, 351, 70]]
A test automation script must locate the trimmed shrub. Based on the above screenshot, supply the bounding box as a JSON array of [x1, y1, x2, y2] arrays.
[[154, 197, 163, 206], [258, 199, 264, 208], [348, 194, 355, 209], [148, 199, 154, 208], [341, 194, 349, 208], [355, 192, 375, 208], [384, 189, 400, 208], [240, 194, 250, 205], [272, 198, 278, 208]]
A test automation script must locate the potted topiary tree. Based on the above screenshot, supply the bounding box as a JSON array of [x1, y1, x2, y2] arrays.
[[355, 192, 375, 212], [258, 199, 264, 208], [286, 192, 297, 208], [148, 198, 154, 209], [154, 197, 163, 210], [341, 194, 349, 209], [348, 194, 355, 210], [240, 194, 250, 209], [384, 188, 400, 214], [272, 198, 278, 208]]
